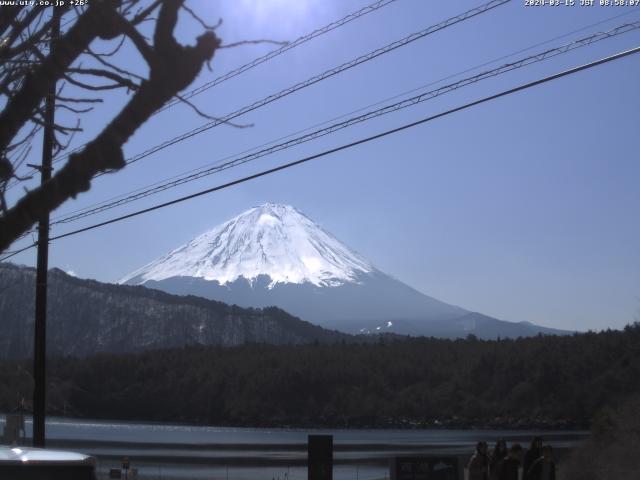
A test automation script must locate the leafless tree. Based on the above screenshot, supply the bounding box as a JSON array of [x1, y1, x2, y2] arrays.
[[0, 0, 222, 252]]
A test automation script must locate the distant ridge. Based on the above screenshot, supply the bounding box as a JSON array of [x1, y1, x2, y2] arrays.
[[0, 263, 349, 359]]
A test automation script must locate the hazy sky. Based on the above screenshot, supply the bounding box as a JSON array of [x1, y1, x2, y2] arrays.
[[5, 0, 640, 332]]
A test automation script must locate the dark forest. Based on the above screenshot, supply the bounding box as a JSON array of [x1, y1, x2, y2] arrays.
[[1, 325, 638, 429]]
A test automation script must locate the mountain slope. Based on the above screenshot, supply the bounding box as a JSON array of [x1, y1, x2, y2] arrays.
[[119, 203, 373, 287], [0, 263, 349, 359], [121, 204, 568, 339]]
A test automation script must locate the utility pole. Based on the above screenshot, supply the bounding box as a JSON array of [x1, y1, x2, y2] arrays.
[[32, 8, 60, 448]]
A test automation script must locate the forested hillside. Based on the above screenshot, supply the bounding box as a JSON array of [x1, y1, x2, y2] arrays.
[[0, 263, 348, 358], [1, 326, 638, 428]]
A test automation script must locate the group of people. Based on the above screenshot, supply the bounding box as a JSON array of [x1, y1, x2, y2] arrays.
[[467, 436, 556, 480]]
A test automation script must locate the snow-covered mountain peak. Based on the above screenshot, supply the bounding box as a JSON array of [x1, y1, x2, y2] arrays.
[[119, 203, 374, 287]]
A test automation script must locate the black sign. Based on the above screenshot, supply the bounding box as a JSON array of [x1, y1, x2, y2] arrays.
[[391, 456, 459, 480], [308, 435, 333, 480]]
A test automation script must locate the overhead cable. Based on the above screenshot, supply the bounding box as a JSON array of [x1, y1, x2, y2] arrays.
[[6, 0, 507, 192], [8, 0, 401, 187], [4, 44, 639, 260], [49, 10, 640, 223], [30, 45, 638, 248], [157, 0, 402, 114], [103, 0, 510, 174], [50, 21, 640, 226]]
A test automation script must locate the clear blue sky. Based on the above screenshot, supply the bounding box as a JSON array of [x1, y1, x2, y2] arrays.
[[6, 0, 640, 331]]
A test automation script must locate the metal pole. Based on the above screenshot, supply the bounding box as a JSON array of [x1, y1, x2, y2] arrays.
[[32, 7, 60, 448]]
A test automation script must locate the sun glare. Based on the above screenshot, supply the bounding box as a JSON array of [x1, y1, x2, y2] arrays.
[[232, 0, 327, 35]]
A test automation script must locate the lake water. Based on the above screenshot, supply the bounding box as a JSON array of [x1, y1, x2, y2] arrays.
[[0, 415, 587, 480]]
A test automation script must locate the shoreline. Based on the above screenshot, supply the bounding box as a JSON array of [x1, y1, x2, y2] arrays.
[[7, 438, 580, 468], [0, 412, 590, 432], [1, 416, 587, 478]]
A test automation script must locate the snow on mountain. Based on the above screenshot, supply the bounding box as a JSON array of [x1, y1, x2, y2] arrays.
[[119, 203, 374, 288]]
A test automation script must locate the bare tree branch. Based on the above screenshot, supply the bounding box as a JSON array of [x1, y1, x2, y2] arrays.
[[56, 95, 103, 104], [2, 12, 58, 60], [0, 6, 44, 60], [0, 6, 22, 38], [173, 93, 253, 127], [29, 114, 82, 134], [55, 103, 95, 115], [66, 67, 140, 90], [0, 0, 221, 252], [53, 119, 82, 155], [131, 0, 162, 26], [60, 74, 132, 91], [0, 2, 113, 152], [115, 16, 155, 65], [88, 33, 127, 58], [6, 123, 40, 153], [181, 4, 222, 31], [87, 46, 146, 82]]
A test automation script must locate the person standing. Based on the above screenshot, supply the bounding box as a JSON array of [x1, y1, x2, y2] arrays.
[[499, 444, 522, 480], [489, 439, 508, 480], [525, 445, 556, 480], [523, 436, 543, 477], [468, 441, 490, 480]]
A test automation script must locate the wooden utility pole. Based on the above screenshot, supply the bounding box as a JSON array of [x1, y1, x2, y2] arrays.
[[33, 8, 60, 448]]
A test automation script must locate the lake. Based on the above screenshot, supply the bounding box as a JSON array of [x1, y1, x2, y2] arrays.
[[0, 415, 587, 480]]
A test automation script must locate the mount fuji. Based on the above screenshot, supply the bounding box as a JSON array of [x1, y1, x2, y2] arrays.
[[120, 204, 566, 339]]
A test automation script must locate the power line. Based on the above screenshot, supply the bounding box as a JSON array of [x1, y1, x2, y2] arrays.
[[357, 8, 640, 112], [8, 0, 401, 187], [21, 0, 510, 187], [48, 10, 640, 224], [15, 44, 634, 251], [49, 21, 640, 226], [98, 0, 509, 175], [0, 243, 37, 262], [157, 0, 401, 114], [10, 0, 502, 190]]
